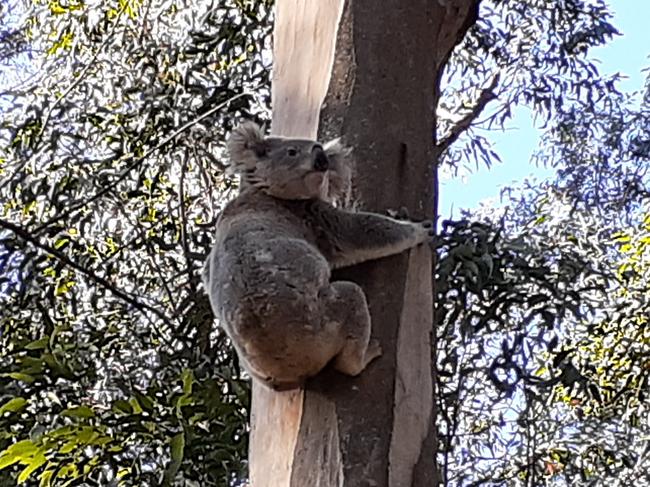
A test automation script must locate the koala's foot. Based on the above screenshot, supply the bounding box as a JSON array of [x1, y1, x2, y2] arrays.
[[322, 280, 382, 376]]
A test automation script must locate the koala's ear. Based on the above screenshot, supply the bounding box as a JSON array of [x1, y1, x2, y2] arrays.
[[324, 138, 353, 206], [323, 138, 352, 160], [226, 121, 268, 173]]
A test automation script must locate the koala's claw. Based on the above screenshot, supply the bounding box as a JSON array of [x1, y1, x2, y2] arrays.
[[387, 206, 411, 220], [413, 220, 435, 244]]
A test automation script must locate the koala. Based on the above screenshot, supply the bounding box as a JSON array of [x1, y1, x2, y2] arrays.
[[202, 122, 433, 390]]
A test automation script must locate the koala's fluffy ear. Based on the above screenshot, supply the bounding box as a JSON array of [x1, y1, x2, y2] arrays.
[[324, 138, 353, 206], [226, 122, 268, 174]]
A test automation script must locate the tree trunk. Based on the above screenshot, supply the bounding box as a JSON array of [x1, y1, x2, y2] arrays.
[[249, 1, 478, 485]]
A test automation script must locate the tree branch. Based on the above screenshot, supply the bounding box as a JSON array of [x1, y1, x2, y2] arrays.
[[0, 217, 173, 340], [437, 74, 500, 155], [32, 90, 251, 236], [179, 147, 196, 298]]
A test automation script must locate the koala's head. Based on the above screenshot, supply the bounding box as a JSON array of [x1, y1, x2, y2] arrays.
[[226, 122, 352, 202]]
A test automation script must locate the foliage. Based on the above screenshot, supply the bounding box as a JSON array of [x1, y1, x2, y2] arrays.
[[532, 76, 650, 225], [436, 72, 650, 485], [1, 0, 271, 484], [438, 0, 621, 172]]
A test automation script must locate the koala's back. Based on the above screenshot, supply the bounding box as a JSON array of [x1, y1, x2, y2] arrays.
[[205, 190, 338, 383]]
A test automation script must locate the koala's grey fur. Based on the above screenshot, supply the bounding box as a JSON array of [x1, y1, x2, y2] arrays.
[[203, 122, 433, 390]]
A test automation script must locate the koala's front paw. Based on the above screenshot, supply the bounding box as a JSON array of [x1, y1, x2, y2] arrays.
[[412, 220, 434, 245]]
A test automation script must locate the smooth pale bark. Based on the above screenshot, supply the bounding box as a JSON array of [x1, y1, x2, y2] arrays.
[[249, 1, 478, 486]]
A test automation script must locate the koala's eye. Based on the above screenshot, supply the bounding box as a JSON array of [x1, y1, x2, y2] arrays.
[[287, 147, 299, 157]]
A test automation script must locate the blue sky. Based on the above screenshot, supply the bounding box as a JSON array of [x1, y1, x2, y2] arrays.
[[439, 0, 650, 219]]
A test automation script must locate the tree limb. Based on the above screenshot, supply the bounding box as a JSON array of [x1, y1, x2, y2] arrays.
[[32, 90, 251, 236], [0, 217, 173, 340], [437, 74, 500, 155], [179, 147, 196, 298]]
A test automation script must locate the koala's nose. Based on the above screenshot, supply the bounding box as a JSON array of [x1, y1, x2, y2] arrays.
[[312, 146, 329, 172]]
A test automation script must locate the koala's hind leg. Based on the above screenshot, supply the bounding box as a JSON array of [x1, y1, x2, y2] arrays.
[[321, 281, 382, 376]]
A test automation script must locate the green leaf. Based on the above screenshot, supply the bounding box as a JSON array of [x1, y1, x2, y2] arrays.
[[18, 452, 46, 484], [133, 391, 153, 412], [0, 440, 38, 470], [41, 353, 74, 379], [55, 462, 78, 481], [129, 397, 143, 414], [55, 280, 75, 296], [181, 369, 194, 395], [170, 432, 184, 464], [58, 440, 77, 455], [61, 405, 95, 419], [3, 440, 38, 457], [46, 426, 73, 439], [25, 337, 49, 350], [76, 426, 98, 444], [176, 395, 193, 409], [0, 453, 21, 470], [53, 237, 69, 249], [3, 373, 35, 384], [18, 356, 44, 374], [162, 432, 185, 486], [0, 397, 27, 415], [39, 468, 54, 487], [112, 399, 133, 415]]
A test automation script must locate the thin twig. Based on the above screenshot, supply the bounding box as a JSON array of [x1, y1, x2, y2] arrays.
[[138, 0, 153, 43], [109, 191, 182, 322], [437, 74, 500, 155], [179, 147, 197, 297], [145, 240, 180, 322], [1, 6, 128, 195], [192, 145, 217, 220], [0, 217, 173, 342], [33, 91, 251, 235], [34, 3, 128, 149]]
